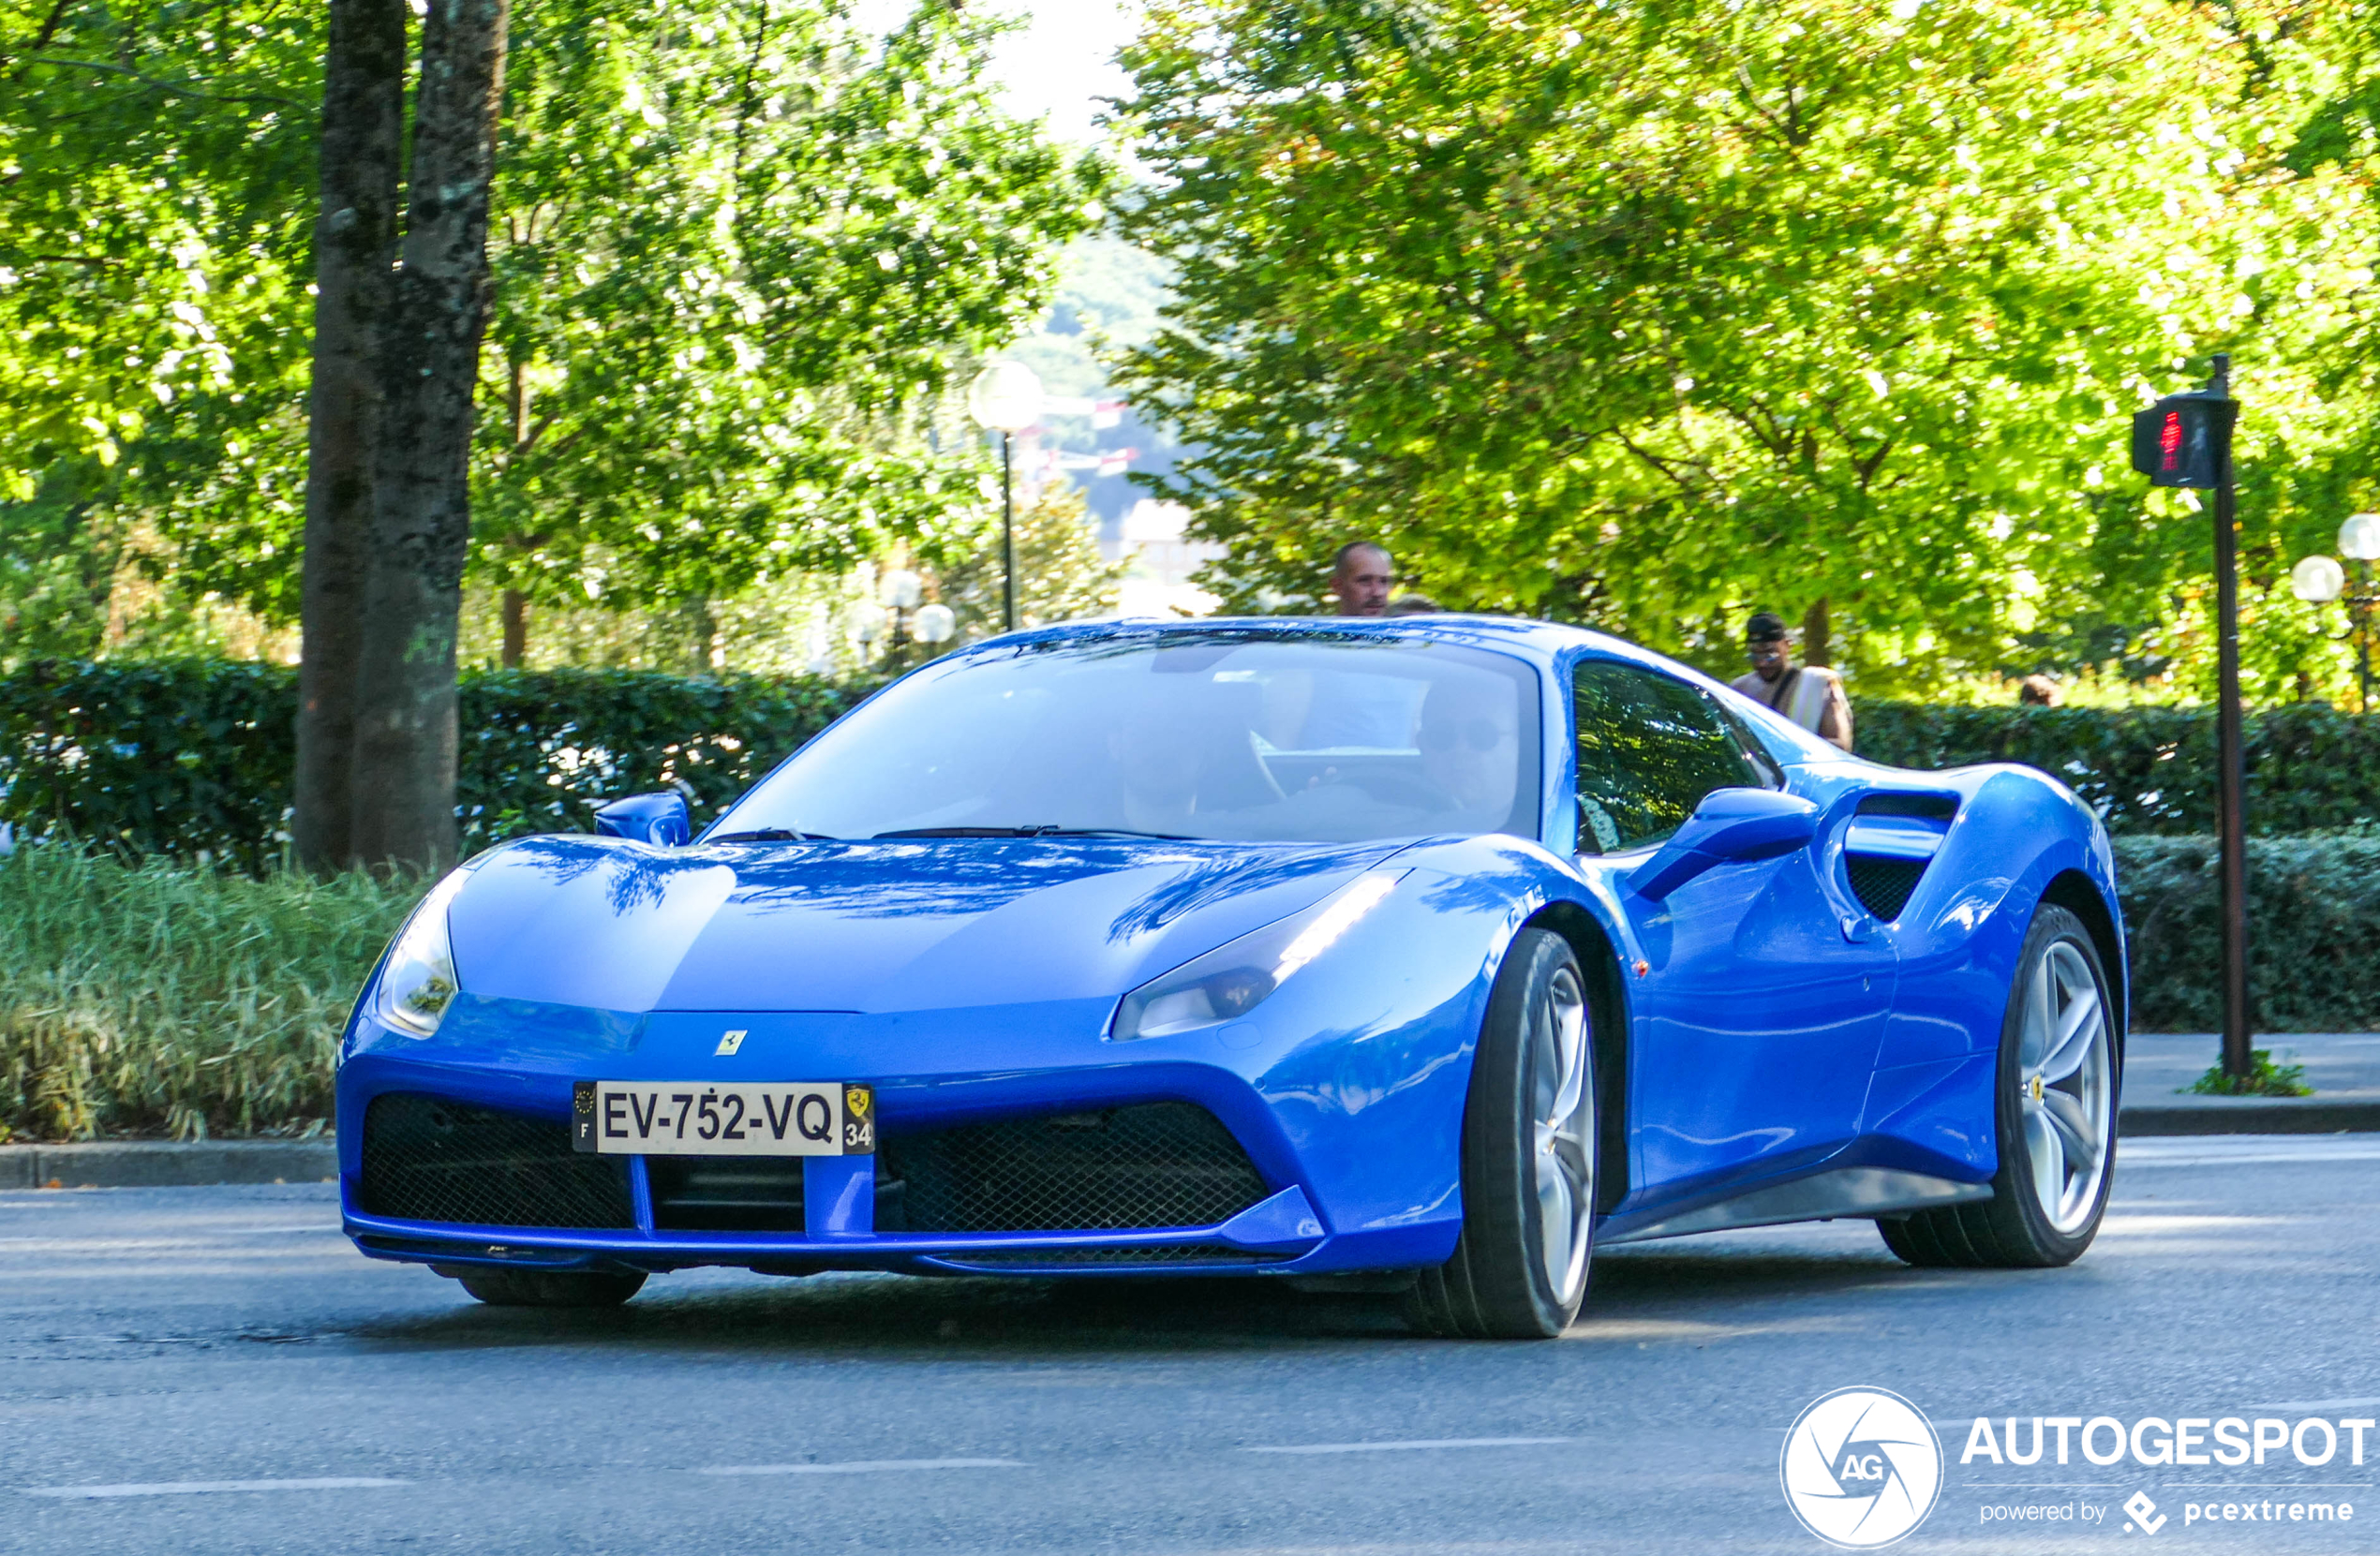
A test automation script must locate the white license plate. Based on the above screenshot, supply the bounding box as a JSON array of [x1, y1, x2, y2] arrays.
[[572, 1081, 874, 1156]]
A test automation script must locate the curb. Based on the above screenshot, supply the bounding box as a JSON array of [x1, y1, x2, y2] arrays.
[[0, 1139, 336, 1190], [2120, 1098, 2380, 1136]]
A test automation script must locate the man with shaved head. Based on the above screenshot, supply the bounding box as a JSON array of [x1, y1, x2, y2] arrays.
[[1329, 541, 1395, 616]]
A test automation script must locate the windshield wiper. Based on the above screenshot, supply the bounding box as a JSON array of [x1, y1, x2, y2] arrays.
[[707, 827, 834, 843], [872, 826, 1196, 841], [1035, 828, 1198, 840]]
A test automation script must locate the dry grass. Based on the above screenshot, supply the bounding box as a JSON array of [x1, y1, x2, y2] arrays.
[[0, 846, 416, 1141]]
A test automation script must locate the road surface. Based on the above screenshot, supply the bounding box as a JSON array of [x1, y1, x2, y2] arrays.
[[6, 1134, 2375, 1552]]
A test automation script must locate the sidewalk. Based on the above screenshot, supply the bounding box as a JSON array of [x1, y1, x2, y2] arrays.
[[2120, 1031, 2380, 1135]]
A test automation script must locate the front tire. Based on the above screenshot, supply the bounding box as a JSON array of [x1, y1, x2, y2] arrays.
[[453, 1267, 648, 1308], [1880, 904, 2117, 1268], [1404, 928, 1598, 1339]]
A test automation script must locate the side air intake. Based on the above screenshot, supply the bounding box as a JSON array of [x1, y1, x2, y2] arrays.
[[1843, 794, 1957, 923]]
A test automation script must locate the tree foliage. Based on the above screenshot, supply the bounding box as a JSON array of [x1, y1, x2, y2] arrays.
[[471, 0, 1109, 612], [0, 0, 1104, 646], [1118, 0, 2380, 696]]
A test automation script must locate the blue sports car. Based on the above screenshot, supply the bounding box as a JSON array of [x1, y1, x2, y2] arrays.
[[337, 618, 2124, 1339]]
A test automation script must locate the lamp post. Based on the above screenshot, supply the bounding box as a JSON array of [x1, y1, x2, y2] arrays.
[[967, 362, 1043, 633], [2289, 513, 2380, 713], [879, 567, 923, 659]]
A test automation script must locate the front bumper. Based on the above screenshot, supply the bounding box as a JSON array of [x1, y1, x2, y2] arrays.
[[335, 997, 1467, 1279]]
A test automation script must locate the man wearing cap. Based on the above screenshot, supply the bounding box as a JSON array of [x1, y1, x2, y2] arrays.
[[1731, 611, 1853, 752]]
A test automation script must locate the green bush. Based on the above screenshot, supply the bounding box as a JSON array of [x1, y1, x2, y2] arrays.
[[2113, 833, 2380, 1034], [0, 845, 413, 1142], [0, 659, 876, 871], [1861, 702, 2380, 836]]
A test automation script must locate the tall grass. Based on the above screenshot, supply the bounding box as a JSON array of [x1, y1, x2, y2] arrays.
[[0, 846, 416, 1141]]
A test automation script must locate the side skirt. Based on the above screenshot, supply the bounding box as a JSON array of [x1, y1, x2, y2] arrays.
[[1599, 1168, 1992, 1245]]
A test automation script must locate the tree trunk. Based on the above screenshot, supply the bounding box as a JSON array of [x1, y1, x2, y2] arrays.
[[293, 0, 406, 874], [348, 0, 511, 871], [500, 588, 528, 667], [1802, 596, 1832, 668]]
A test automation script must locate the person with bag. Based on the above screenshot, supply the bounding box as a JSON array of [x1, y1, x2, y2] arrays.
[[1730, 611, 1853, 751]]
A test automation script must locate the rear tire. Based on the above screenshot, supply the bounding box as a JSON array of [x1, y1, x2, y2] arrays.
[[1879, 904, 2117, 1268], [454, 1267, 648, 1308], [1403, 928, 1598, 1339]]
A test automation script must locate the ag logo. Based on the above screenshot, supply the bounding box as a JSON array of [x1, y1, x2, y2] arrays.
[[1780, 1386, 1942, 1549]]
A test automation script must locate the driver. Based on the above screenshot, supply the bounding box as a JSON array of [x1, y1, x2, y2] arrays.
[[1106, 694, 1209, 834]]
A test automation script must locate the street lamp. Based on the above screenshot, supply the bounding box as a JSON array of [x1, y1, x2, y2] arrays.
[[913, 602, 956, 645], [2289, 512, 2380, 712], [967, 361, 1043, 632]]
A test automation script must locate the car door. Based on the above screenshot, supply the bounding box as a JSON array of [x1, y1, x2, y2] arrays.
[[1569, 658, 1893, 1200]]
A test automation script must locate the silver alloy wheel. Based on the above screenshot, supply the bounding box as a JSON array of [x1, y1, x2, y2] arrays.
[[1530, 964, 1594, 1300], [2016, 939, 2113, 1234]]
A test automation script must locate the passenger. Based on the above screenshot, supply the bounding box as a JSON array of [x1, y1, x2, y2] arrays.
[[1415, 677, 1521, 823]]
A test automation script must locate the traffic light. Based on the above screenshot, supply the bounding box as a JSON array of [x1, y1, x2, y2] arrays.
[[2130, 391, 2236, 489]]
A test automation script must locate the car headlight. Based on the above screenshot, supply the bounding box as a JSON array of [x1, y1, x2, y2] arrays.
[[373, 868, 471, 1037], [1108, 869, 1406, 1042]]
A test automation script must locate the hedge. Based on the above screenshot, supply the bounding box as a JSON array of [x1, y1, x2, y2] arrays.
[[4, 661, 2378, 870], [0, 659, 873, 872], [1856, 702, 2380, 837], [2115, 834, 2380, 1034]]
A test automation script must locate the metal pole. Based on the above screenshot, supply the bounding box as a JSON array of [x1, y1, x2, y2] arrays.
[[1001, 430, 1017, 633], [2358, 574, 2372, 716], [2209, 353, 2253, 1081]]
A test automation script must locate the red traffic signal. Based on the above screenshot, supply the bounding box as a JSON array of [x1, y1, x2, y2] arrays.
[[2130, 393, 2235, 489]]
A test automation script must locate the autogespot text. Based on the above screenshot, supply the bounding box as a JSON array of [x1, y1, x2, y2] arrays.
[[1961, 1414, 2375, 1469]]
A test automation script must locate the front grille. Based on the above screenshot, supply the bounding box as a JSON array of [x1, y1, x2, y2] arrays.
[[649, 1156, 805, 1232], [879, 1103, 1271, 1233], [1846, 854, 1927, 921], [360, 1092, 632, 1230], [939, 1244, 1283, 1268]]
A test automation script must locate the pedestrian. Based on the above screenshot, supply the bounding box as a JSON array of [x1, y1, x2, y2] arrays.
[[1731, 611, 1853, 751], [1388, 592, 1440, 615], [1328, 541, 1395, 616], [2018, 674, 2061, 707]]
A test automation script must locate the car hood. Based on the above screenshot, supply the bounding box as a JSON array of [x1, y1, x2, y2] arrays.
[[446, 834, 1409, 1015]]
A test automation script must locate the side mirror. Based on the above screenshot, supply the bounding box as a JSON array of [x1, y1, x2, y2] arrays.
[[1627, 787, 1818, 901], [593, 792, 691, 848]]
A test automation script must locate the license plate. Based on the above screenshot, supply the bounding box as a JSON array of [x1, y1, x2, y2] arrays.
[[573, 1081, 874, 1156]]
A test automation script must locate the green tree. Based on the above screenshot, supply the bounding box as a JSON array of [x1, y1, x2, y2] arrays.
[[0, 0, 320, 648], [472, 2, 1108, 656], [1119, 0, 2377, 695], [3, 0, 1103, 866]]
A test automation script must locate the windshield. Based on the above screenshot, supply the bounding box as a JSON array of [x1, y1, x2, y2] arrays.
[[716, 630, 1543, 845]]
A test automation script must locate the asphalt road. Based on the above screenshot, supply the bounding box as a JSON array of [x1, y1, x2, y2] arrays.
[[6, 1136, 2378, 1555]]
